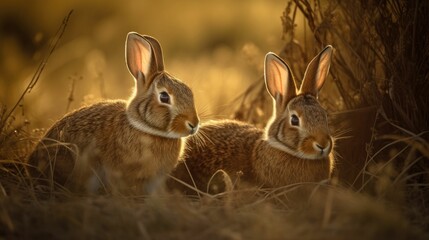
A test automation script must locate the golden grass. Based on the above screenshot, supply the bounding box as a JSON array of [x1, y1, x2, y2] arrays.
[[0, 174, 427, 239], [1, 0, 429, 239]]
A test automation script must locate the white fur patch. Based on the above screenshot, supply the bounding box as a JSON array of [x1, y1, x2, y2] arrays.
[[267, 138, 325, 160], [127, 114, 185, 139]]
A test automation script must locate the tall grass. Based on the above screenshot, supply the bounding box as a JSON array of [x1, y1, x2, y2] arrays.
[[233, 0, 429, 233], [1, 1, 429, 239]]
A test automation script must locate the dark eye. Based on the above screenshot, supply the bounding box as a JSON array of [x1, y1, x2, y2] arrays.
[[159, 91, 170, 104], [291, 114, 299, 126]]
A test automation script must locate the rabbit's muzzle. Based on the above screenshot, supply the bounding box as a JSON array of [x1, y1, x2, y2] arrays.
[[171, 113, 200, 137], [301, 132, 333, 159]]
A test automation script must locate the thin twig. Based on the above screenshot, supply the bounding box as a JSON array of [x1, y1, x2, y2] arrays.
[[4, 10, 74, 125]]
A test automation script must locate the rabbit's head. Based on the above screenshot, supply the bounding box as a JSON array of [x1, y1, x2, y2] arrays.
[[264, 46, 333, 160], [125, 32, 199, 138]]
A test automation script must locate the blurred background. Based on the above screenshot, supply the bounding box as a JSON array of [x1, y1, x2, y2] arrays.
[[1, 2, 428, 236], [0, 0, 287, 128], [1, 0, 428, 189]]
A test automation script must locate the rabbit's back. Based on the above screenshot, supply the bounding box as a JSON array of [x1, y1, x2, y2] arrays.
[[43, 101, 127, 145], [29, 100, 181, 190], [170, 120, 263, 194]]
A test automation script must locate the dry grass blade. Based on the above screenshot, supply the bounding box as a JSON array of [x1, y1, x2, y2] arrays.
[[379, 133, 429, 159], [3, 10, 74, 125], [167, 174, 214, 199], [1, 1, 428, 239]]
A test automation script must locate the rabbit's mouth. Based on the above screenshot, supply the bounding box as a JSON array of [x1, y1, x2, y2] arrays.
[[186, 121, 199, 135], [299, 136, 332, 159], [169, 123, 199, 138], [170, 114, 200, 137], [312, 141, 331, 157]]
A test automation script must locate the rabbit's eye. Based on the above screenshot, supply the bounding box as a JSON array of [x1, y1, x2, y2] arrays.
[[291, 114, 299, 126], [159, 91, 170, 104]]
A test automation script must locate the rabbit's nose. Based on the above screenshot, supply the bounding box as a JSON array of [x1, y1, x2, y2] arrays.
[[186, 121, 199, 135], [313, 141, 331, 155]]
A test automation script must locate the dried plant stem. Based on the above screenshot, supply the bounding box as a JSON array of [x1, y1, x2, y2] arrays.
[[3, 10, 73, 125], [66, 76, 77, 113]]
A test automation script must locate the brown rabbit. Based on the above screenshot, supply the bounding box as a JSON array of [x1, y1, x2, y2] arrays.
[[170, 46, 334, 194], [28, 32, 199, 194]]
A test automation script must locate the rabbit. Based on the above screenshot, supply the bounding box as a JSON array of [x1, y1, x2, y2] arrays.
[[28, 32, 200, 194], [169, 46, 334, 194]]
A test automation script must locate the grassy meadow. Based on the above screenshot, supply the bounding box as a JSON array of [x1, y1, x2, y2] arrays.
[[1, 0, 429, 239]]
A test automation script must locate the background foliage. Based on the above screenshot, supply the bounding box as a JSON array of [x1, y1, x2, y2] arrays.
[[1, 0, 428, 239]]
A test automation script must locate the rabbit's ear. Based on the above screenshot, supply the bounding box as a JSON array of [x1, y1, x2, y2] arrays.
[[299, 45, 333, 97], [126, 32, 158, 84], [143, 35, 164, 72], [264, 52, 296, 108]]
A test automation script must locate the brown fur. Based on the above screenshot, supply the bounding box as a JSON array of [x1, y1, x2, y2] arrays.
[[253, 139, 332, 187], [169, 47, 335, 194], [170, 120, 263, 193], [28, 101, 182, 191], [28, 32, 199, 194]]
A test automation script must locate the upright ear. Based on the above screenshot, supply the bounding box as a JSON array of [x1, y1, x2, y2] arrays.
[[125, 32, 158, 84], [264, 52, 296, 109], [299, 45, 333, 97], [142, 35, 164, 72]]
